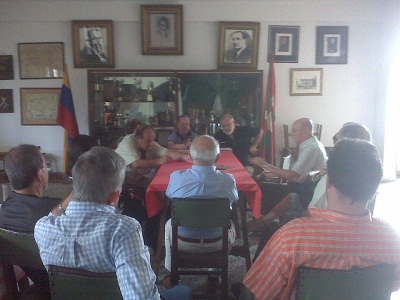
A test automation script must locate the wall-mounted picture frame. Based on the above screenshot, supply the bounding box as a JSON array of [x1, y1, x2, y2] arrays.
[[20, 88, 60, 125], [72, 20, 115, 68], [290, 68, 323, 96], [218, 22, 260, 70], [0, 56, 14, 80], [141, 5, 183, 55], [268, 26, 300, 63], [0, 89, 14, 113], [316, 26, 348, 64], [18, 43, 64, 79]]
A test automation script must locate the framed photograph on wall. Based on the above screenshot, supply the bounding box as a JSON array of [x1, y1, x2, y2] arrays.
[[268, 26, 299, 63], [0, 56, 14, 80], [141, 5, 183, 55], [20, 88, 60, 125], [316, 26, 348, 64], [72, 20, 115, 68], [218, 22, 260, 69], [290, 68, 323, 96], [0, 89, 14, 113], [18, 43, 64, 79]]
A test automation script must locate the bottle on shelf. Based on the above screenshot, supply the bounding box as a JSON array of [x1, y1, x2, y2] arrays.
[[208, 110, 217, 136]]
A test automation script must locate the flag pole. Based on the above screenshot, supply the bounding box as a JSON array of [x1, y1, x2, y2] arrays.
[[62, 130, 68, 173]]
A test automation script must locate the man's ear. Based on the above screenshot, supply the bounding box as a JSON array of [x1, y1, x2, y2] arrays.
[[107, 190, 121, 206], [215, 153, 220, 164]]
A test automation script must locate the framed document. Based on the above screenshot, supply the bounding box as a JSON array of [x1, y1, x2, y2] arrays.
[[20, 88, 60, 125], [18, 43, 64, 79]]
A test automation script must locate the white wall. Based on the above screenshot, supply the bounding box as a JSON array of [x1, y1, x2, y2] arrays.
[[0, 0, 393, 171]]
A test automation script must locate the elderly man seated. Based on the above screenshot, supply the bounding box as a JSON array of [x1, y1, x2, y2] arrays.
[[164, 135, 238, 273], [248, 118, 327, 231]]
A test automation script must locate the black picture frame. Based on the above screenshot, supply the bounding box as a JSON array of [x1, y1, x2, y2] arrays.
[[268, 26, 299, 63], [316, 26, 348, 64], [0, 89, 14, 113], [0, 56, 14, 80]]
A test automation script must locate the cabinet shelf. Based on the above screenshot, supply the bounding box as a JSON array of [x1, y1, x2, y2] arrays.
[[88, 69, 263, 148]]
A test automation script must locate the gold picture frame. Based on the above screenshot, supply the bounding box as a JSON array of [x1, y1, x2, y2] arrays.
[[218, 22, 260, 70], [18, 43, 64, 79], [20, 88, 60, 125], [290, 68, 323, 96], [72, 20, 115, 68], [141, 5, 183, 55]]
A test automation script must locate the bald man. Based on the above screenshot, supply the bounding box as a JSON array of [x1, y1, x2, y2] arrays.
[[249, 118, 327, 230]]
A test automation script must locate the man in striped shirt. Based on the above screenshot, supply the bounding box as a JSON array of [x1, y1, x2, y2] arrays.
[[243, 139, 400, 299]]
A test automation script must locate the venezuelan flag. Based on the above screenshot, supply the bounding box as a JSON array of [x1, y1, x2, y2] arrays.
[[57, 65, 79, 171]]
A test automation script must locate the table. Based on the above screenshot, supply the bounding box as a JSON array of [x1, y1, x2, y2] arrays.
[[146, 151, 262, 274], [146, 151, 262, 218]]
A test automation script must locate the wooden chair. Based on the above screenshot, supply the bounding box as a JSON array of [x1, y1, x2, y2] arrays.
[[0, 228, 48, 299], [170, 198, 231, 298], [296, 264, 396, 300], [48, 265, 122, 300], [283, 123, 323, 148]]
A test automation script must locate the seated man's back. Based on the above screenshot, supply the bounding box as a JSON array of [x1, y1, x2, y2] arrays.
[[244, 139, 400, 299], [35, 146, 160, 299]]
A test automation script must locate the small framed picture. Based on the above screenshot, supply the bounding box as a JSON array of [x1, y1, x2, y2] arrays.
[[18, 43, 64, 79], [218, 22, 260, 70], [141, 5, 183, 55], [290, 68, 323, 96], [268, 26, 300, 63], [0, 89, 14, 113], [72, 20, 115, 68], [316, 26, 348, 64], [0, 56, 14, 80], [20, 88, 60, 125]]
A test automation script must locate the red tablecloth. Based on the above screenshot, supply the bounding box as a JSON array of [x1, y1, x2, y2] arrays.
[[145, 151, 262, 218]]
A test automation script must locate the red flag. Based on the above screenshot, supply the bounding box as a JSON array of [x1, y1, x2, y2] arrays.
[[263, 54, 276, 164], [57, 65, 79, 139]]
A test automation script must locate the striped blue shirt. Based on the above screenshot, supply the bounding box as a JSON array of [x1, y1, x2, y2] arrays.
[[34, 201, 160, 300]]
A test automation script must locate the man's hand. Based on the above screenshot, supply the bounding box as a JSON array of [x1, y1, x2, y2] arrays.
[[249, 146, 259, 155], [249, 156, 265, 169], [158, 155, 173, 165]]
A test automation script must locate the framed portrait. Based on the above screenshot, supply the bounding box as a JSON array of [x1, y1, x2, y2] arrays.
[[0, 56, 14, 80], [18, 43, 64, 79], [290, 68, 323, 96], [72, 20, 115, 68], [20, 88, 60, 125], [268, 26, 299, 63], [218, 22, 260, 70], [141, 5, 183, 55], [316, 26, 348, 64], [0, 89, 14, 113]]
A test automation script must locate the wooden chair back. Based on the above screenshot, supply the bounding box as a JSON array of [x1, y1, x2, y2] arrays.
[[170, 198, 231, 297], [0, 228, 46, 299], [48, 265, 123, 300], [296, 264, 396, 300]]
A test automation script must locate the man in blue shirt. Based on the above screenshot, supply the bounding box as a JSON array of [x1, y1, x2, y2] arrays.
[[164, 135, 239, 271], [35, 146, 189, 300]]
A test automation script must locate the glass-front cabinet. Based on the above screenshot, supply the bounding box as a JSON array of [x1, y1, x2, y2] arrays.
[[88, 69, 263, 148]]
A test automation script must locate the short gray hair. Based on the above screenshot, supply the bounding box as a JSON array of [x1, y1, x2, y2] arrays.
[[72, 146, 126, 204], [190, 135, 220, 164]]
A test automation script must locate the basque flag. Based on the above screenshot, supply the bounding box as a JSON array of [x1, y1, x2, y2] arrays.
[[263, 54, 276, 165], [57, 65, 79, 139]]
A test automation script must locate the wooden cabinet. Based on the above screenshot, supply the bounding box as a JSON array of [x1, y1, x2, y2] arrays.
[[88, 69, 263, 148]]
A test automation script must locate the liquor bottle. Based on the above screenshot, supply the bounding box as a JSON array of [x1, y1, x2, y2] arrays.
[[208, 111, 217, 136]]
